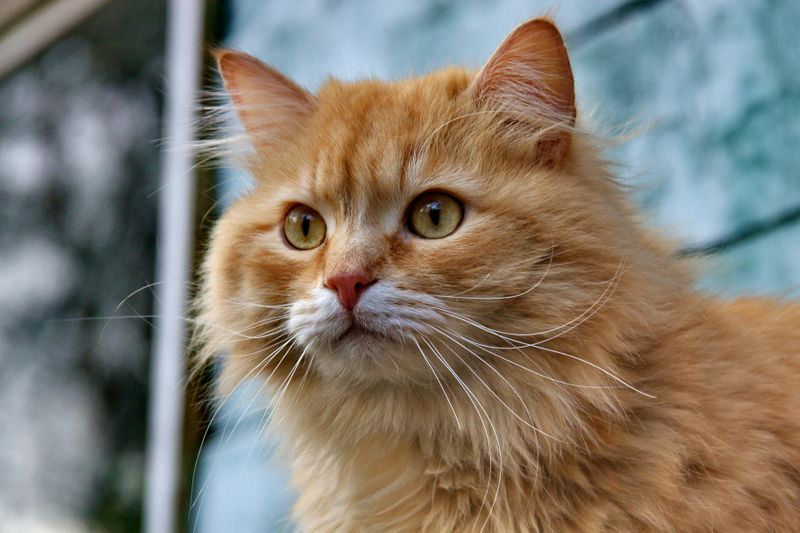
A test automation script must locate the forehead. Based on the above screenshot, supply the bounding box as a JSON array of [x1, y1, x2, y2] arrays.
[[294, 72, 477, 221]]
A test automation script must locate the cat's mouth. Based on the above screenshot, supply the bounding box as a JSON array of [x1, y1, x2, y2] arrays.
[[337, 325, 370, 341], [335, 320, 394, 343]]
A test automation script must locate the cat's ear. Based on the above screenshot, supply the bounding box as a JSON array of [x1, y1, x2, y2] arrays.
[[471, 19, 576, 165], [215, 50, 314, 148]]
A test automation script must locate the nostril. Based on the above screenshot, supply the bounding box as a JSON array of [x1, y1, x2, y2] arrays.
[[353, 280, 373, 292], [354, 278, 377, 294]]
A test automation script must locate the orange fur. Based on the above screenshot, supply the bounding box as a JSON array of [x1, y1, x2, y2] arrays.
[[198, 19, 800, 532]]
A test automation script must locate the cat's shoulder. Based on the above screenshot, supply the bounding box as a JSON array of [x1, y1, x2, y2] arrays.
[[719, 296, 800, 365], [723, 296, 800, 327]]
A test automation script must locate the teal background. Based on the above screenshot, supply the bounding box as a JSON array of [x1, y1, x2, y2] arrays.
[[194, 1, 800, 530]]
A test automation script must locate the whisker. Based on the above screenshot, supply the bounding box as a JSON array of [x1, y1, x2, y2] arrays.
[[409, 336, 462, 431], [264, 343, 307, 422], [449, 323, 654, 399], [242, 339, 303, 468], [50, 313, 291, 343], [189, 333, 294, 511], [420, 337, 503, 532], [433, 328, 543, 438], [220, 336, 299, 446], [430, 326, 565, 443], [532, 343, 656, 399], [229, 298, 294, 310], [240, 342, 307, 518], [433, 242, 554, 302], [432, 324, 620, 395], [429, 261, 619, 341], [513, 257, 629, 341]]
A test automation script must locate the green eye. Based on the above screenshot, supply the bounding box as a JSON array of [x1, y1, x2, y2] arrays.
[[408, 192, 463, 239], [283, 205, 326, 250]]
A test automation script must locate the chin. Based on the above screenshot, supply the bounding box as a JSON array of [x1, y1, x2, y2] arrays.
[[307, 329, 426, 385]]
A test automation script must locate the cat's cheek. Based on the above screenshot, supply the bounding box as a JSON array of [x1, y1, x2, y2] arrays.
[[286, 288, 350, 347], [238, 228, 320, 294], [393, 230, 482, 282]]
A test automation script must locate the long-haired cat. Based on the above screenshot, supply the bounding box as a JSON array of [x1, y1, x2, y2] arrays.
[[198, 18, 800, 532]]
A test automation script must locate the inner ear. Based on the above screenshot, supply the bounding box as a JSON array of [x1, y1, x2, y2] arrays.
[[215, 50, 315, 150], [471, 19, 576, 165]]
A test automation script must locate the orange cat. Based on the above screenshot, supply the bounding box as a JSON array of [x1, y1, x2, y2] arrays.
[[198, 18, 800, 532]]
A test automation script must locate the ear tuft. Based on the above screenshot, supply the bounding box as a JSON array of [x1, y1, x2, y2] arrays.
[[215, 50, 314, 149], [471, 19, 576, 165]]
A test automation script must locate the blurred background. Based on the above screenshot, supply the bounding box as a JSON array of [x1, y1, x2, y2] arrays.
[[0, 0, 798, 531]]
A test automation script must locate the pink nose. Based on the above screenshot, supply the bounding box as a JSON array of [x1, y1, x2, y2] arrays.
[[325, 272, 377, 311]]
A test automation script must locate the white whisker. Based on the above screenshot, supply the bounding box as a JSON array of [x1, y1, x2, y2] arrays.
[[421, 337, 502, 532], [433, 242, 554, 302], [410, 336, 462, 431]]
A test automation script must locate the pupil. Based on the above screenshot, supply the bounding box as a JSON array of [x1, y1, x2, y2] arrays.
[[301, 214, 311, 236], [429, 202, 441, 226]]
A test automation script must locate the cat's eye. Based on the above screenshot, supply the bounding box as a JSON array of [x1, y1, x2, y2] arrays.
[[408, 192, 463, 239], [283, 205, 326, 250]]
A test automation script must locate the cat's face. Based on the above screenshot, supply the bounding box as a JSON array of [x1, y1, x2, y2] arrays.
[[203, 20, 633, 387]]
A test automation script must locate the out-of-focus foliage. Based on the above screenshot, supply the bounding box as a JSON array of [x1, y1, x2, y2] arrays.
[[0, 1, 164, 530]]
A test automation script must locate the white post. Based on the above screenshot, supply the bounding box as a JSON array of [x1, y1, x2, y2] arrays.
[[144, 1, 203, 532]]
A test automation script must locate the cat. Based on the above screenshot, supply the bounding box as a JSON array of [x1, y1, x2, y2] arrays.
[[197, 18, 800, 532]]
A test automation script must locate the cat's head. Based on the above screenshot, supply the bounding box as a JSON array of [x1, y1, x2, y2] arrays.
[[200, 19, 662, 389]]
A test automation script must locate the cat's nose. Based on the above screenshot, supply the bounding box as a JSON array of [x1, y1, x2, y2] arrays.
[[324, 272, 377, 311]]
